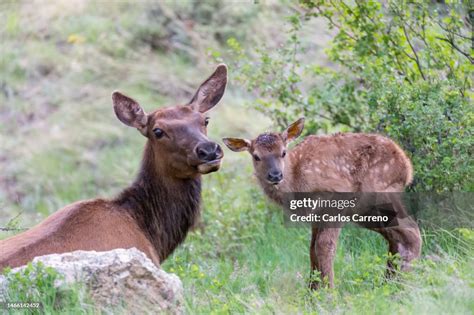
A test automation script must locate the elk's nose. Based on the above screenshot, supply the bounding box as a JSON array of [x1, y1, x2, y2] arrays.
[[267, 170, 283, 184], [196, 142, 223, 162]]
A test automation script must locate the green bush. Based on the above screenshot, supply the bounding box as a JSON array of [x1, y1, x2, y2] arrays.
[[224, 0, 473, 192]]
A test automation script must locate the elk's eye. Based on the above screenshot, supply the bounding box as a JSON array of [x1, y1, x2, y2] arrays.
[[253, 154, 261, 162], [204, 117, 210, 126], [282, 151, 286, 158], [153, 128, 165, 139]]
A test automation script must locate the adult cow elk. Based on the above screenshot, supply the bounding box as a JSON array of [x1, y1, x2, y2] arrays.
[[223, 118, 421, 289], [0, 64, 228, 271]]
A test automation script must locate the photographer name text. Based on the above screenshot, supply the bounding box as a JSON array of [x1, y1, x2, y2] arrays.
[[289, 213, 389, 223]]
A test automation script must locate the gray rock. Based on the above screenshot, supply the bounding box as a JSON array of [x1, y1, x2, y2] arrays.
[[0, 248, 182, 314]]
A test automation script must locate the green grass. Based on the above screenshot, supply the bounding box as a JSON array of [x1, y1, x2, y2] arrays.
[[161, 168, 473, 314], [0, 1, 472, 314], [1, 262, 94, 315]]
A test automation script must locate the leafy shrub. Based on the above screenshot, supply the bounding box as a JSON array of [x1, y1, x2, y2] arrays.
[[224, 0, 473, 191]]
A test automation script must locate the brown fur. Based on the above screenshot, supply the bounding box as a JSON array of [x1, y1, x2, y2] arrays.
[[223, 119, 422, 289], [0, 65, 228, 271]]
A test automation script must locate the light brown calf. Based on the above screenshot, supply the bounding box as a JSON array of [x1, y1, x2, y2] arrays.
[[0, 64, 228, 271], [223, 118, 422, 289]]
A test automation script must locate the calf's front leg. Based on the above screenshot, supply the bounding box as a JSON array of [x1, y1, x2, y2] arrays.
[[309, 227, 341, 289]]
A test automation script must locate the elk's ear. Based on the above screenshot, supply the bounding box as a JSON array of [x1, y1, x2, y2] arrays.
[[281, 117, 305, 143], [222, 138, 251, 152], [189, 64, 227, 113], [112, 91, 148, 136]]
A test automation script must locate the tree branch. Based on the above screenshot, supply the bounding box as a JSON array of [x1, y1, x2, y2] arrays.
[[402, 25, 426, 80], [436, 36, 474, 64], [436, 21, 473, 41], [312, 6, 357, 41], [0, 227, 28, 231]]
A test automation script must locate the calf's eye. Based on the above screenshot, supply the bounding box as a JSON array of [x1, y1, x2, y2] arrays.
[[253, 154, 261, 162], [153, 128, 165, 139], [282, 151, 287, 158], [204, 117, 210, 126]]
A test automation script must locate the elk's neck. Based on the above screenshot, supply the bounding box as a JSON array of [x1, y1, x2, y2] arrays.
[[114, 143, 201, 261], [257, 156, 295, 206]]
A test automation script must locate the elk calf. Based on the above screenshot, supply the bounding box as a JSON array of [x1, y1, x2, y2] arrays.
[[223, 118, 422, 288], [0, 65, 228, 271]]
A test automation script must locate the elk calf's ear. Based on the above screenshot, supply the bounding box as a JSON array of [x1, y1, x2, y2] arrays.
[[112, 91, 148, 136], [189, 64, 227, 113], [222, 138, 251, 152], [282, 117, 305, 143]]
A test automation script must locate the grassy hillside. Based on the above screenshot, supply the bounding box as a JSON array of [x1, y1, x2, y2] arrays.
[[0, 1, 472, 314]]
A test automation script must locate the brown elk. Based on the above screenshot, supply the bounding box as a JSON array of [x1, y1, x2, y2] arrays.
[[223, 118, 422, 289], [0, 64, 228, 271]]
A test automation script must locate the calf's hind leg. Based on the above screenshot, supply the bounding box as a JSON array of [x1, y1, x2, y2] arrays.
[[309, 227, 341, 289], [373, 193, 422, 277]]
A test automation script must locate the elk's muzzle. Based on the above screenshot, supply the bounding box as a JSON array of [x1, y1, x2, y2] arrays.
[[195, 142, 223, 174]]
